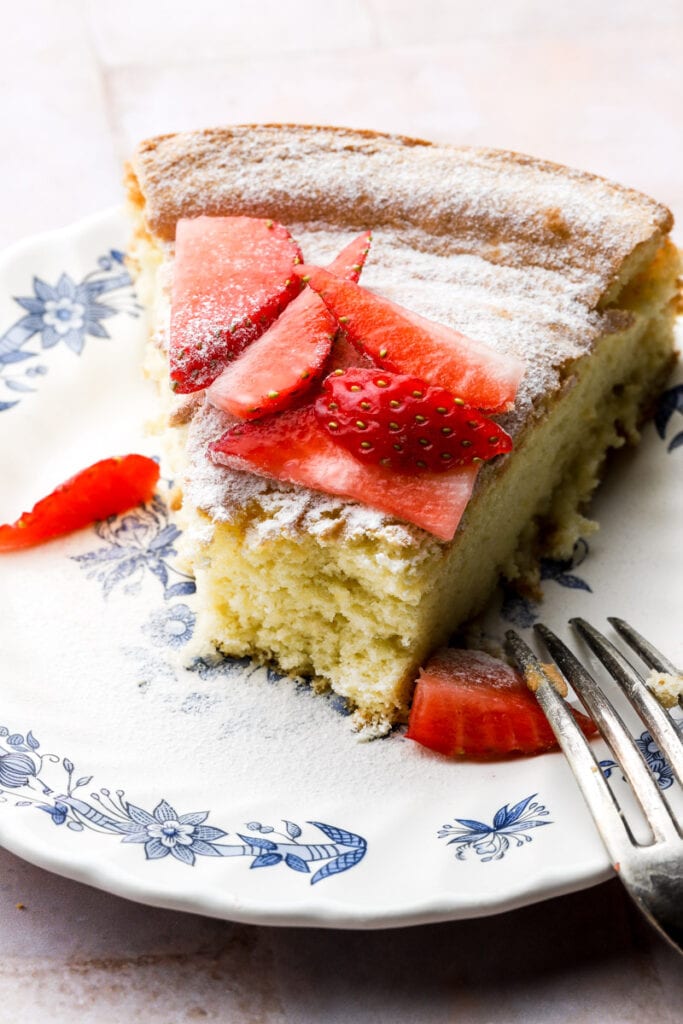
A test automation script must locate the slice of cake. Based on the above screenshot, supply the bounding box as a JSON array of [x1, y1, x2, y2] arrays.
[[126, 125, 679, 733]]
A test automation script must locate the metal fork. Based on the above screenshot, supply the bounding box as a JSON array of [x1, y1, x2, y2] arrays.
[[506, 617, 683, 954]]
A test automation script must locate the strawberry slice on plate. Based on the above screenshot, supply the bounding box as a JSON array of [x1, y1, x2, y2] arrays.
[[406, 648, 597, 758], [0, 455, 160, 551], [207, 232, 372, 420], [295, 265, 525, 411], [170, 216, 303, 393], [209, 406, 479, 540], [315, 368, 512, 472]]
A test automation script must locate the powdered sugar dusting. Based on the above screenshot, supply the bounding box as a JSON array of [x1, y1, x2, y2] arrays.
[[178, 217, 598, 545], [423, 647, 521, 689], [184, 397, 428, 547], [134, 127, 670, 282], [132, 126, 673, 543]]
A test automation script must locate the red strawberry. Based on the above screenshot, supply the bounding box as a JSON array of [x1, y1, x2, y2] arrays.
[[406, 648, 597, 759], [295, 265, 525, 411], [314, 368, 512, 472], [209, 406, 479, 540], [326, 333, 374, 374], [326, 230, 372, 284], [207, 232, 372, 420], [170, 216, 303, 393], [0, 455, 160, 551]]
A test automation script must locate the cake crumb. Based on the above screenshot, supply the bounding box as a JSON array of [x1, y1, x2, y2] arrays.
[[645, 670, 683, 708], [525, 662, 568, 697]]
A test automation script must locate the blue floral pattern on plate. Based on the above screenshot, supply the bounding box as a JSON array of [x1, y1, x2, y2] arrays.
[[438, 794, 552, 862], [654, 384, 683, 453], [73, 482, 200, 651], [0, 250, 140, 411], [501, 539, 592, 627], [600, 729, 677, 790], [144, 602, 197, 648], [0, 724, 367, 882], [72, 488, 196, 603]]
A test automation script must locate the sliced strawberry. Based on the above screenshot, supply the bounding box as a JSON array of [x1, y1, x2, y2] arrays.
[[206, 295, 336, 418], [406, 648, 597, 759], [326, 333, 373, 374], [315, 368, 512, 472], [170, 216, 303, 393], [209, 407, 479, 540], [207, 232, 372, 420], [0, 455, 160, 551], [327, 230, 372, 283], [295, 266, 525, 411]]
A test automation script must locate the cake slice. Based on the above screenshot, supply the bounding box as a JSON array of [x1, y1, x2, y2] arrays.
[[126, 125, 679, 733]]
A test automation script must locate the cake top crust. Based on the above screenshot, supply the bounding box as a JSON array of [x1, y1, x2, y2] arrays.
[[130, 124, 672, 308], [129, 125, 676, 545]]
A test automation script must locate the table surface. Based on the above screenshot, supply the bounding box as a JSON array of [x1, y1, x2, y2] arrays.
[[2, 2, 682, 1019]]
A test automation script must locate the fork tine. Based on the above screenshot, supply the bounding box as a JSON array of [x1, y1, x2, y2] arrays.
[[572, 618, 683, 788], [505, 630, 634, 860], [607, 617, 680, 676], [535, 624, 679, 844]]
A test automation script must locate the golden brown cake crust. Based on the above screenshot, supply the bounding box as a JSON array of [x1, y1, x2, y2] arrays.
[[129, 123, 673, 309], [129, 122, 679, 539]]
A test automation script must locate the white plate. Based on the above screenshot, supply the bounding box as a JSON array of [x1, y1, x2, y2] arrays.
[[0, 209, 681, 928]]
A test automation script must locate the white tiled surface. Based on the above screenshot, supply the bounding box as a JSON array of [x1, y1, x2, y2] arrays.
[[2, 2, 682, 1019]]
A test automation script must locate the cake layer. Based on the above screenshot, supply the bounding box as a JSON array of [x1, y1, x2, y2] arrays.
[[179, 274, 677, 728], [127, 126, 679, 732]]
